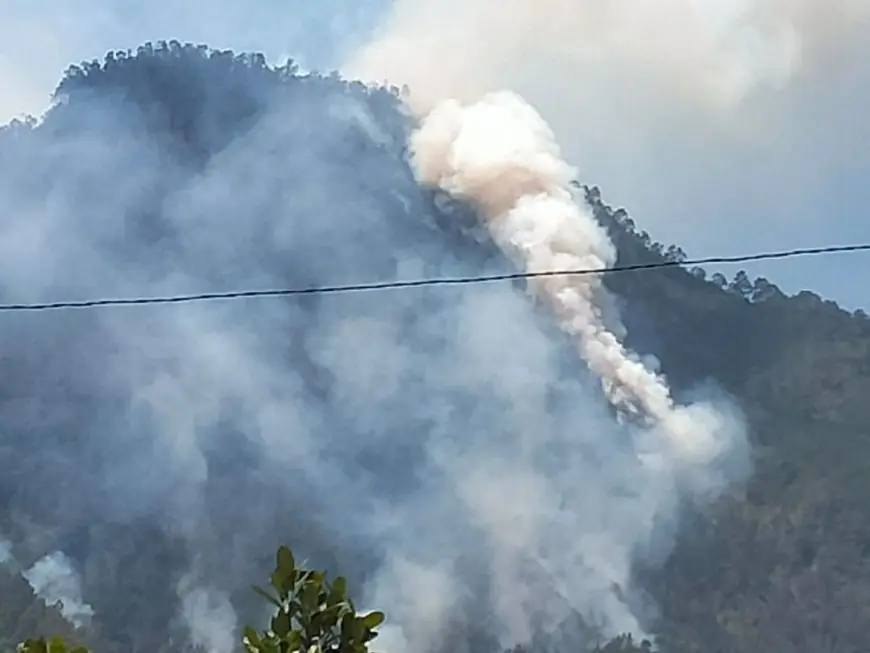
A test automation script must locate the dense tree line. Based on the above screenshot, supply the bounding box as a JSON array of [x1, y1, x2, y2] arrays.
[[585, 188, 870, 652]]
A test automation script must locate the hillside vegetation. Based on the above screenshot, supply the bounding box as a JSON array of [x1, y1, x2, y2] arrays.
[[1, 42, 869, 653]]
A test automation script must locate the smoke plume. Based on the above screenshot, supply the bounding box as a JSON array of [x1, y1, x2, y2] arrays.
[[22, 552, 95, 628], [0, 539, 93, 629], [409, 91, 739, 479], [357, 90, 748, 653], [343, 4, 753, 651]]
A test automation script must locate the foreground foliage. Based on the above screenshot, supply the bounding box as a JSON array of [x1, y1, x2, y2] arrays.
[[17, 546, 386, 653]]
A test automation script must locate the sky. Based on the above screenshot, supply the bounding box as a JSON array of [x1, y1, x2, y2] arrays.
[[2, 0, 869, 310]]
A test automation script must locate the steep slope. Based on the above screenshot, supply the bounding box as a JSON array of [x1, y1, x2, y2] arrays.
[[589, 191, 870, 652], [0, 43, 582, 653], [0, 43, 868, 653]]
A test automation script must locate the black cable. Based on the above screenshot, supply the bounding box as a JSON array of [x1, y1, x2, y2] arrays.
[[0, 243, 867, 312]]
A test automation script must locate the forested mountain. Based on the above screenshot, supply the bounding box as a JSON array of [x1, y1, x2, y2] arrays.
[[1, 42, 869, 653]]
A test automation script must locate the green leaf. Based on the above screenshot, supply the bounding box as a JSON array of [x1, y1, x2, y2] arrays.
[[301, 571, 324, 599], [243, 625, 262, 651], [20, 640, 48, 653], [277, 546, 296, 578], [260, 638, 281, 653], [351, 617, 366, 641], [284, 629, 302, 652], [328, 576, 347, 605], [69, 648, 89, 653], [340, 612, 355, 641], [361, 611, 385, 629], [47, 637, 67, 653], [271, 570, 295, 597], [272, 611, 291, 638], [319, 604, 341, 630], [301, 581, 320, 611]]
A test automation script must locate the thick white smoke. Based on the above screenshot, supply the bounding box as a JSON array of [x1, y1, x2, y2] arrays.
[[345, 4, 750, 651], [359, 89, 749, 652], [0, 540, 93, 628], [410, 91, 740, 478], [179, 577, 239, 653], [22, 551, 94, 628]]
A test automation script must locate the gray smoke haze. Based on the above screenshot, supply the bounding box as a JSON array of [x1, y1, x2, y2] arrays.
[[0, 538, 11, 564], [0, 53, 748, 653], [347, 0, 862, 113]]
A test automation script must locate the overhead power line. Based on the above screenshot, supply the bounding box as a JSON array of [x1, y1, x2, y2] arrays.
[[0, 243, 868, 312]]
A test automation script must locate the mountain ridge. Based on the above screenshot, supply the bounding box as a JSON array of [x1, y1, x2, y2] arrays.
[[1, 41, 868, 653]]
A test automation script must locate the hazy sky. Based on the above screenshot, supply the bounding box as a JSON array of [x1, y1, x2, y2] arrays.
[[2, 0, 868, 309]]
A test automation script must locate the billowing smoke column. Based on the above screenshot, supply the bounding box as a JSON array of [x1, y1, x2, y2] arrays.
[[409, 92, 737, 475], [355, 89, 748, 652]]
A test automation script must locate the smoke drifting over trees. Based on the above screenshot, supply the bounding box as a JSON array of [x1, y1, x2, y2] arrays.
[[0, 38, 869, 653], [1, 44, 717, 651]]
